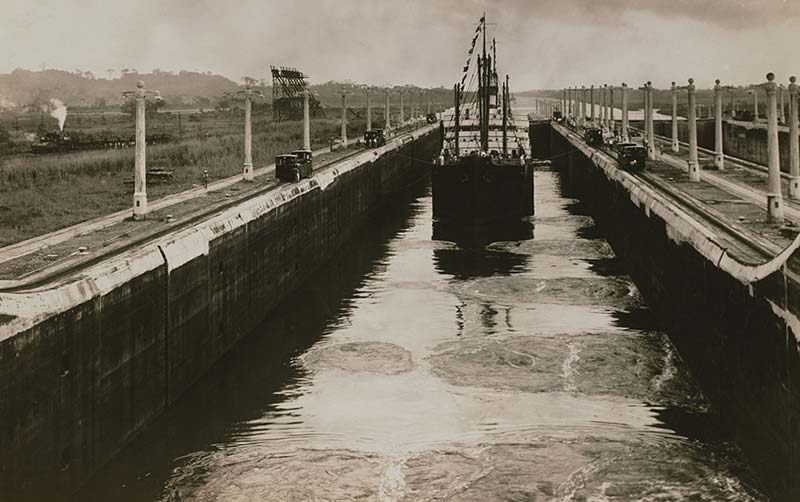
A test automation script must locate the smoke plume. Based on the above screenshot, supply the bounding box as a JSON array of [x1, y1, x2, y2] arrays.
[[48, 98, 68, 131]]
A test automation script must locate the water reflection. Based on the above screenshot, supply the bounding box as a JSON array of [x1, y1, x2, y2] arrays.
[[432, 218, 533, 280]]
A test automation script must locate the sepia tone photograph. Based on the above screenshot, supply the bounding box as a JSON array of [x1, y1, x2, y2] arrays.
[[1, 1, 799, 500]]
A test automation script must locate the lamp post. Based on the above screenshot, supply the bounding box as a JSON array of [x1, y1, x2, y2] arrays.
[[399, 89, 405, 124], [227, 82, 264, 181], [713, 79, 732, 170], [647, 82, 655, 159], [789, 76, 800, 200], [681, 78, 700, 182], [385, 89, 391, 130], [580, 85, 586, 127], [621, 83, 629, 142], [609, 85, 615, 135], [640, 82, 654, 160], [753, 73, 784, 222], [601, 84, 607, 130], [303, 90, 311, 150], [341, 89, 348, 146], [671, 81, 679, 152], [427, 90, 431, 115], [122, 80, 161, 220], [365, 86, 371, 132], [748, 89, 759, 122], [569, 87, 575, 119]]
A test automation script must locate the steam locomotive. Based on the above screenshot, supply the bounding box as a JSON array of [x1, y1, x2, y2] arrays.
[[30, 130, 172, 154]]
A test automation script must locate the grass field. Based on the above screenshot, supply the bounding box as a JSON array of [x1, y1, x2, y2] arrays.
[[0, 112, 386, 246]]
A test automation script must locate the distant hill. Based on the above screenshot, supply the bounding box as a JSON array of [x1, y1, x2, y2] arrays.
[[0, 69, 241, 111], [0, 68, 456, 113]]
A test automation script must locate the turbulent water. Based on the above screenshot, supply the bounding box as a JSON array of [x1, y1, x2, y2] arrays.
[[76, 113, 766, 501]]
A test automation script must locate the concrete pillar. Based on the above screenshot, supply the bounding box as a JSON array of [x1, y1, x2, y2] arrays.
[[790, 76, 800, 200], [590, 85, 595, 124], [303, 90, 310, 150], [780, 84, 786, 124], [566, 88, 571, 117], [597, 85, 608, 129], [243, 84, 254, 181], [341, 91, 347, 146], [646, 82, 655, 160], [366, 87, 371, 132], [579, 86, 585, 127], [573, 88, 577, 122], [601, 84, 606, 128], [133, 81, 147, 220], [427, 90, 431, 114], [385, 90, 391, 130], [399, 90, 404, 124], [714, 79, 724, 170], [764, 73, 784, 222], [562, 89, 566, 115], [643, 83, 650, 152], [609, 86, 615, 134], [573, 87, 577, 119], [570, 87, 575, 118], [573, 87, 578, 120], [687, 78, 700, 182], [671, 82, 679, 152], [753, 90, 760, 121], [621, 83, 629, 142]]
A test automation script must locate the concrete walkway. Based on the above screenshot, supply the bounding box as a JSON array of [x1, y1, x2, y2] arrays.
[[648, 133, 800, 224]]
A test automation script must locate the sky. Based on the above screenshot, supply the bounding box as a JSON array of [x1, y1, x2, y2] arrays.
[[3, 0, 800, 90]]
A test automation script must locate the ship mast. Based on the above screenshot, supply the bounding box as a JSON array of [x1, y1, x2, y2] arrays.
[[502, 74, 508, 156], [453, 83, 460, 157], [480, 13, 489, 152], [492, 39, 497, 75]]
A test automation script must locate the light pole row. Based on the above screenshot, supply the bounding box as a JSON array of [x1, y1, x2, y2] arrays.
[[562, 84, 623, 140], [565, 73, 800, 224], [127, 81, 437, 220]]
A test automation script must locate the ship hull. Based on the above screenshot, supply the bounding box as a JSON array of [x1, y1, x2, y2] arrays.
[[431, 155, 534, 223]]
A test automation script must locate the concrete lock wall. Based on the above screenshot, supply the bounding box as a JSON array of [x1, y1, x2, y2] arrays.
[[540, 124, 800, 502], [0, 127, 441, 501], [649, 118, 715, 150], [722, 121, 794, 173]]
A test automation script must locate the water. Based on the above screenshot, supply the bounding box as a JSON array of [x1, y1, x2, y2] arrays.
[[76, 123, 765, 502]]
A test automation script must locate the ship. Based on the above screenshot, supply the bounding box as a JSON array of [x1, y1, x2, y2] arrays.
[[433, 13, 534, 224]]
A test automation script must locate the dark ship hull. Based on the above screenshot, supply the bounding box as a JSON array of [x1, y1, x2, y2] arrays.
[[431, 154, 534, 223]]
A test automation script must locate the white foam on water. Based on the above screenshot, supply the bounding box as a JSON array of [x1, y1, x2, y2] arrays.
[[562, 341, 583, 392]]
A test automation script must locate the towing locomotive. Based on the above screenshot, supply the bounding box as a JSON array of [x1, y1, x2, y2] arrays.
[[565, 122, 647, 172], [275, 149, 313, 182]]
